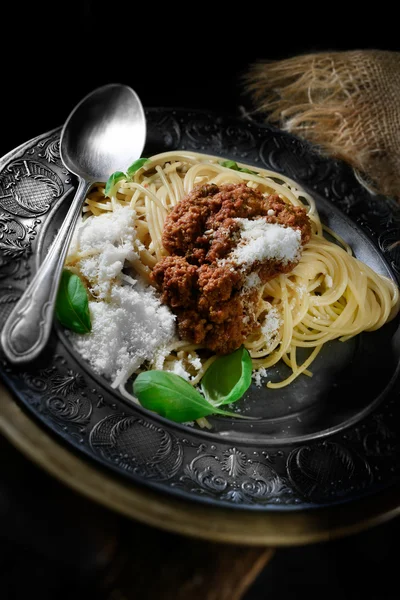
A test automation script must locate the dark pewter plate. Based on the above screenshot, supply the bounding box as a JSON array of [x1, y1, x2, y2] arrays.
[[1, 107, 400, 511]]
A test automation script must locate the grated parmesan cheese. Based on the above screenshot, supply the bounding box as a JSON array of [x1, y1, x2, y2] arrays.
[[151, 345, 173, 370], [67, 205, 178, 389], [70, 283, 177, 388], [261, 306, 282, 345], [228, 218, 302, 268], [68, 206, 139, 300], [243, 272, 261, 289], [168, 359, 192, 381], [188, 354, 202, 371], [252, 306, 282, 387], [165, 355, 202, 381], [252, 367, 268, 387]]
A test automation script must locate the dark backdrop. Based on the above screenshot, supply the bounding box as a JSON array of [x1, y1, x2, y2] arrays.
[[1, 2, 399, 156]]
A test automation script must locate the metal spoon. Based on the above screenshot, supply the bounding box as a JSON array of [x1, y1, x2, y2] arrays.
[[1, 83, 146, 364]]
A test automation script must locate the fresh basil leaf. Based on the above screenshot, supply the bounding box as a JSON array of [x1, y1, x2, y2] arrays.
[[219, 160, 257, 176], [126, 158, 150, 178], [104, 170, 126, 198], [201, 346, 252, 406], [133, 370, 246, 423], [220, 160, 240, 170], [104, 159, 149, 197], [238, 167, 258, 175], [55, 269, 91, 334]]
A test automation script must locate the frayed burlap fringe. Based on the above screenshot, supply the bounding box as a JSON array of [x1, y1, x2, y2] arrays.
[[245, 50, 400, 199]]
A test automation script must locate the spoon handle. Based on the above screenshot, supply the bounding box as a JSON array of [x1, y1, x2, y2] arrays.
[[1, 178, 91, 364]]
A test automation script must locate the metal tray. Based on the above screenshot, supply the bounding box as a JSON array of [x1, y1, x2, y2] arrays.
[[1, 107, 399, 511]]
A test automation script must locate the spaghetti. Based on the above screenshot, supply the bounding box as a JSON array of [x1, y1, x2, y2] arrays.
[[65, 150, 400, 391]]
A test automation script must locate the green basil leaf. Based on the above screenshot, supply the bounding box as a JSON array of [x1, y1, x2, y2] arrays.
[[219, 160, 257, 176], [238, 167, 258, 175], [201, 346, 252, 406], [55, 269, 91, 334], [126, 158, 150, 178], [220, 160, 240, 170], [133, 370, 246, 423], [104, 170, 126, 198]]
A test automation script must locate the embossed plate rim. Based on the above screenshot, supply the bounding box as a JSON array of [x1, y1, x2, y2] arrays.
[[2, 378, 400, 546]]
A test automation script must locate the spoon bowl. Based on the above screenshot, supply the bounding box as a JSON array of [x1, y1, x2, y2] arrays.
[[61, 83, 146, 181], [1, 83, 146, 364]]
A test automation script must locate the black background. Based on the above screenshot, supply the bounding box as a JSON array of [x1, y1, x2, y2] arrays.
[[1, 2, 400, 156], [1, 2, 400, 598]]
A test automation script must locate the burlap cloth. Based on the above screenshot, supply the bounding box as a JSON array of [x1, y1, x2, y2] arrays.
[[244, 50, 400, 200]]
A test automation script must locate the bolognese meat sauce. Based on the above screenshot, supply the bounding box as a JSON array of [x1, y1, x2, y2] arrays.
[[151, 183, 311, 354]]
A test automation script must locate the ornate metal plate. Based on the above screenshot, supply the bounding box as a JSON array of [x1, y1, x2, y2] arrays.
[[1, 108, 400, 511]]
